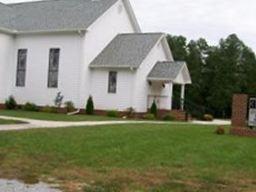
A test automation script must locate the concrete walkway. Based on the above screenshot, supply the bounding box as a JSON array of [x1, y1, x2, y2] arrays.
[[0, 115, 231, 131], [0, 179, 60, 192], [192, 119, 231, 125]]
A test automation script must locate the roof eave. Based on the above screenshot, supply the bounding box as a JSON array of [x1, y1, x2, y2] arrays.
[[13, 28, 87, 35], [0, 27, 17, 34], [147, 77, 174, 82], [90, 65, 138, 70]]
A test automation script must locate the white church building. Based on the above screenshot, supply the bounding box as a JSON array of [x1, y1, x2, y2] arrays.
[[0, 0, 191, 113]]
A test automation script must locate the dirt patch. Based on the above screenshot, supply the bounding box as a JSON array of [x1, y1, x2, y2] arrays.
[[1, 162, 256, 192]]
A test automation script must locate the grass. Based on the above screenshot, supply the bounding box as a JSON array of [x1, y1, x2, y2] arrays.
[[0, 110, 120, 122], [0, 124, 255, 192], [0, 118, 25, 125]]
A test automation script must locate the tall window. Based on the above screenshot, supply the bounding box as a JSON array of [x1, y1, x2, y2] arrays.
[[108, 71, 117, 93], [48, 48, 60, 88], [16, 49, 27, 87]]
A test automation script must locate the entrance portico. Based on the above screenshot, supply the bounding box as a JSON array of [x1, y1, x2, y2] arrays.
[[147, 61, 191, 111]]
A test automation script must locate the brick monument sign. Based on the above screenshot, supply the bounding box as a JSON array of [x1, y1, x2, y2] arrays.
[[231, 94, 256, 137]]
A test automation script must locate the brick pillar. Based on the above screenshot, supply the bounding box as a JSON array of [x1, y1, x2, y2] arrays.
[[231, 94, 248, 127]]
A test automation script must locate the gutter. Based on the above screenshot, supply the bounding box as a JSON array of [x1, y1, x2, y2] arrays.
[[0, 28, 87, 35], [0, 27, 17, 34], [67, 109, 81, 116], [90, 65, 138, 70]]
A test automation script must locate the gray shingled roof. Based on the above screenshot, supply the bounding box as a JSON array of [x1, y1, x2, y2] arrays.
[[147, 61, 186, 81], [90, 33, 164, 68], [0, 0, 119, 32], [0, 3, 14, 30]]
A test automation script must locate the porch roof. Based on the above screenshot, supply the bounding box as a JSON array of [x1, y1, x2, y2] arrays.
[[147, 61, 192, 84]]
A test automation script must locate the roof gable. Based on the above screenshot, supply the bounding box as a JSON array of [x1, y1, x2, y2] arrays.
[[90, 33, 164, 68], [148, 61, 192, 84], [0, 0, 120, 33]]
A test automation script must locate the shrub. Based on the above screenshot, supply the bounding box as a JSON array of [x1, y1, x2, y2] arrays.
[[127, 107, 135, 118], [41, 106, 57, 113], [54, 92, 64, 108], [5, 96, 18, 110], [163, 114, 176, 121], [64, 101, 75, 112], [215, 126, 226, 135], [107, 110, 119, 118], [143, 113, 155, 120], [203, 114, 214, 121], [86, 96, 94, 115], [150, 100, 157, 117], [23, 102, 39, 112]]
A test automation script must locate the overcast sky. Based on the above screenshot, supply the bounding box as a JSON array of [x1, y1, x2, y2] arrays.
[[1, 0, 256, 51]]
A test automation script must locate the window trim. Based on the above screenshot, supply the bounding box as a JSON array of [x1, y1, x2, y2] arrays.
[[16, 49, 28, 87], [47, 48, 60, 88], [108, 71, 117, 94]]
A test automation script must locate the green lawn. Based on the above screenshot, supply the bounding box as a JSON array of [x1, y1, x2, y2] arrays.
[[0, 110, 120, 121], [0, 124, 255, 191], [0, 118, 25, 125]]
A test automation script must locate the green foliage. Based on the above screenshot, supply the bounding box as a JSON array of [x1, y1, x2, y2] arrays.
[[22, 102, 39, 112], [5, 96, 18, 110], [126, 107, 135, 118], [64, 101, 75, 112], [203, 114, 214, 121], [166, 35, 187, 61], [167, 34, 256, 118], [150, 100, 157, 117], [143, 113, 155, 120], [40, 106, 57, 113], [86, 96, 94, 115], [163, 114, 176, 121], [107, 110, 118, 118]]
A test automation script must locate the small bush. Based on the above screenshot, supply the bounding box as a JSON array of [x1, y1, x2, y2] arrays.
[[107, 110, 119, 118], [127, 107, 135, 118], [203, 114, 214, 121], [86, 96, 94, 115], [5, 96, 18, 110], [23, 102, 39, 112], [40, 106, 57, 113], [143, 113, 155, 120], [163, 114, 176, 121], [64, 101, 75, 112], [215, 126, 226, 135], [150, 100, 158, 117]]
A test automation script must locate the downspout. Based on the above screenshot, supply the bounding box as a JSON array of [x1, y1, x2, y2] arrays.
[[67, 109, 81, 116]]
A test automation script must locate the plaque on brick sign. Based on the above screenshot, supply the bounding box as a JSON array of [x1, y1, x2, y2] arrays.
[[249, 97, 256, 127]]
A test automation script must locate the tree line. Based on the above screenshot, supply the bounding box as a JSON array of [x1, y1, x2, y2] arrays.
[[167, 34, 256, 118]]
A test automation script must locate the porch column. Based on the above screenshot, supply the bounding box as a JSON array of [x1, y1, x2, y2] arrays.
[[180, 84, 185, 111]]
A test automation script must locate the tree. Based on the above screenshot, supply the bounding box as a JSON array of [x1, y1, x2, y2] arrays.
[[186, 38, 209, 106], [166, 35, 187, 60], [166, 33, 256, 118], [86, 96, 94, 115], [150, 100, 158, 117], [5, 96, 17, 110]]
